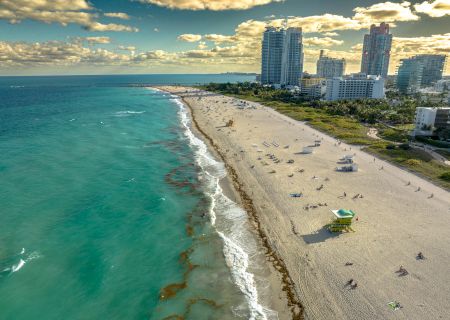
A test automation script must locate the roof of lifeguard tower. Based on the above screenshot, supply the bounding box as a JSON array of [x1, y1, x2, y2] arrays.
[[331, 209, 356, 218]]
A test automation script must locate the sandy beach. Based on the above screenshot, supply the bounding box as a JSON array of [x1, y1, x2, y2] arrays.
[[158, 86, 450, 320]]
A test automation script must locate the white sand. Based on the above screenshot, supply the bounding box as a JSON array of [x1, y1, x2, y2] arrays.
[[159, 86, 450, 320]]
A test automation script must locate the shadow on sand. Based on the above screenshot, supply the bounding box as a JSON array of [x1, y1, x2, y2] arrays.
[[302, 226, 339, 244]]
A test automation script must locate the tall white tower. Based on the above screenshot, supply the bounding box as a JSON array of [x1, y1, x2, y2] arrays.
[[281, 27, 303, 87]]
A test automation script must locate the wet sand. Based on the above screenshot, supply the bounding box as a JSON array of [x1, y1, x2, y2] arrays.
[[157, 86, 450, 320]]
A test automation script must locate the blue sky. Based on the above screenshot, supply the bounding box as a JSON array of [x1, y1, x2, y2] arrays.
[[0, 0, 449, 75]]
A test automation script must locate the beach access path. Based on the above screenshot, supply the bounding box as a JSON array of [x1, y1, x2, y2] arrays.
[[159, 86, 450, 320]]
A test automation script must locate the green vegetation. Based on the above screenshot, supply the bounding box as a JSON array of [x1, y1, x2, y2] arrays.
[[415, 136, 450, 148], [376, 125, 413, 143], [366, 144, 450, 189], [440, 172, 450, 182], [200, 82, 450, 189]]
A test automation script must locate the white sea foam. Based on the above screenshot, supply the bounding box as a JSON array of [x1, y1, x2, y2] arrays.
[[12, 259, 25, 273], [114, 110, 146, 117], [172, 95, 277, 320], [5, 250, 41, 275]]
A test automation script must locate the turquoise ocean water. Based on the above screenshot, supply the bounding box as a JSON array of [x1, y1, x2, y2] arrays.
[[0, 75, 275, 320]]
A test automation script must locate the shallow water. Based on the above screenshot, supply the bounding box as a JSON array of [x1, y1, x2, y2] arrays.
[[0, 75, 274, 320]]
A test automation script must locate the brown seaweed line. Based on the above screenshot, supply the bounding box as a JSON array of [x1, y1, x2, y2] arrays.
[[164, 163, 200, 194], [161, 298, 222, 320], [159, 248, 198, 301]]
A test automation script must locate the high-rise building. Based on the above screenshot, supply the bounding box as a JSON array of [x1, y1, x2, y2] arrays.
[[396, 58, 424, 94], [396, 54, 447, 93], [414, 54, 446, 87], [316, 50, 346, 78], [261, 26, 303, 86], [261, 27, 284, 85], [281, 27, 303, 86], [360, 22, 392, 78], [325, 73, 385, 101]]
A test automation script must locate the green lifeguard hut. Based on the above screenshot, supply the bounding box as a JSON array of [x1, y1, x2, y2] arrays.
[[328, 209, 356, 232]]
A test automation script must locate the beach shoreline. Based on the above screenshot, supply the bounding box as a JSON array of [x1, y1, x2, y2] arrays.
[[156, 85, 450, 320], [173, 88, 297, 320]]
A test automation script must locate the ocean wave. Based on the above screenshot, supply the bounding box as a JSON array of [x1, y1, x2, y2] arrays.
[[0, 248, 41, 277], [174, 96, 276, 320], [114, 110, 146, 117], [12, 259, 25, 273]]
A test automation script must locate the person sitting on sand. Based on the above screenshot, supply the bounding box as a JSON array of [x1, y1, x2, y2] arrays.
[[396, 266, 408, 276], [417, 252, 425, 260]]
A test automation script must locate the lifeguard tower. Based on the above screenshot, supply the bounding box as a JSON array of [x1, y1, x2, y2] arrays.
[[328, 209, 356, 232]]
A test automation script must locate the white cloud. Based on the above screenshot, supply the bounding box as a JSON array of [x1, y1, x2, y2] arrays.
[[204, 34, 237, 44], [86, 22, 138, 32], [177, 34, 202, 42], [118, 45, 137, 51], [0, 0, 138, 32], [80, 37, 111, 44], [304, 37, 344, 47], [104, 12, 131, 20], [353, 1, 419, 24], [197, 41, 208, 49], [138, 0, 282, 11], [392, 33, 450, 54], [415, 0, 450, 17]]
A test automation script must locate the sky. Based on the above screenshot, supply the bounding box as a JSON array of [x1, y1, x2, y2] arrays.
[[0, 0, 449, 76]]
